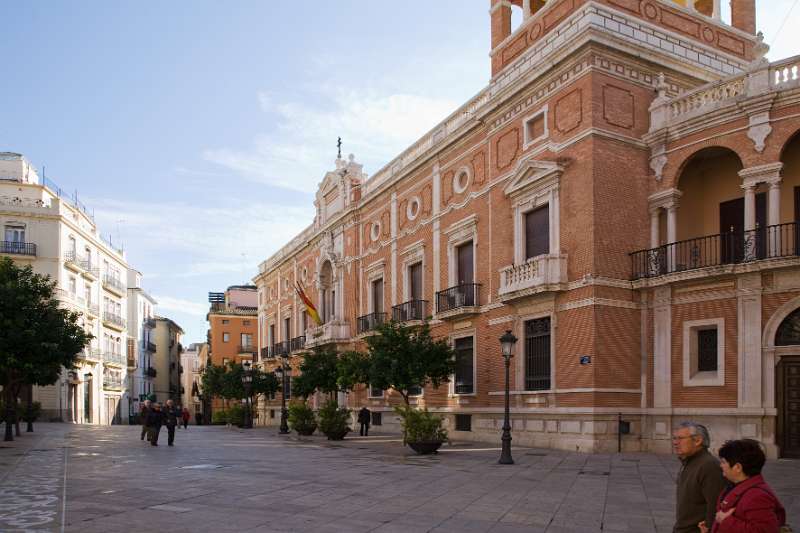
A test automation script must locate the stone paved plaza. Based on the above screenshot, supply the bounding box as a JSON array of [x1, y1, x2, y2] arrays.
[[0, 424, 798, 533]]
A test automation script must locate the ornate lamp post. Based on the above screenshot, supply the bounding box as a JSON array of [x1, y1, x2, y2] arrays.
[[276, 354, 290, 434], [242, 360, 253, 429], [499, 329, 518, 465]]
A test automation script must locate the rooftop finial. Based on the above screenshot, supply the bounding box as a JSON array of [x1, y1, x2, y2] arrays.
[[337, 137, 342, 160]]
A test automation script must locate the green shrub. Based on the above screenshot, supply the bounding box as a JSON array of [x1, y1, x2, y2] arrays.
[[21, 402, 41, 423], [395, 405, 448, 444], [211, 409, 227, 425], [287, 401, 317, 436], [318, 400, 350, 440], [226, 403, 245, 427]]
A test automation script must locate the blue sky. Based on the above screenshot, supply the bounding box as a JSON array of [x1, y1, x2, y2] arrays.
[[2, 1, 798, 344]]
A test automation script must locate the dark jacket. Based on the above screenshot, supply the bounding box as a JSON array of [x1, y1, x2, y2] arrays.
[[675, 448, 726, 533], [140, 405, 151, 426], [146, 409, 164, 428], [163, 406, 179, 427], [357, 408, 370, 424], [711, 474, 786, 533]]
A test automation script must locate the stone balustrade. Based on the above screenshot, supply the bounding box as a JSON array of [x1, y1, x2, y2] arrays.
[[498, 254, 567, 300]]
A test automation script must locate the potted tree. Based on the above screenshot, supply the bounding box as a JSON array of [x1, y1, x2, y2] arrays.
[[364, 321, 455, 454], [317, 400, 350, 440], [287, 400, 317, 436]]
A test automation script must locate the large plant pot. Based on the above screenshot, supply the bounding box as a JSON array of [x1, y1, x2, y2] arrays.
[[408, 441, 443, 455], [324, 428, 349, 440], [295, 426, 316, 436]]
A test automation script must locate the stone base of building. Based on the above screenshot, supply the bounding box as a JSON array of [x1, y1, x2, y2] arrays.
[[364, 409, 781, 458]]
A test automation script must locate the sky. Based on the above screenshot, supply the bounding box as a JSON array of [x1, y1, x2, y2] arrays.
[[2, 1, 798, 344]]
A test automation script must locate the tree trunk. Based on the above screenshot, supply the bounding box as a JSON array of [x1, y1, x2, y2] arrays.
[[26, 384, 34, 432], [12, 383, 21, 436], [4, 382, 14, 442]]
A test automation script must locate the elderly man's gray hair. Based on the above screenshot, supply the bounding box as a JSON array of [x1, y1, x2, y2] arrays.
[[677, 421, 710, 447]]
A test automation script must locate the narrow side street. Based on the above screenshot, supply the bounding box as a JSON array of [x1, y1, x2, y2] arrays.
[[1, 424, 798, 533]]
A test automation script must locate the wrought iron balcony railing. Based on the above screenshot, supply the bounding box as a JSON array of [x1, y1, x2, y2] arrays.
[[238, 345, 257, 355], [145, 366, 157, 378], [630, 222, 800, 281], [1, 241, 36, 256], [144, 341, 156, 352], [392, 299, 428, 322], [87, 303, 99, 316], [103, 378, 122, 390], [103, 312, 126, 329], [289, 336, 306, 352], [261, 346, 273, 359], [357, 312, 387, 334], [436, 283, 480, 314], [102, 351, 125, 366], [274, 341, 289, 357], [102, 275, 126, 294]]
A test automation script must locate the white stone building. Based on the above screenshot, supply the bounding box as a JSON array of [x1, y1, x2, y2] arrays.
[[126, 268, 157, 420], [180, 343, 204, 417], [1, 152, 132, 424]]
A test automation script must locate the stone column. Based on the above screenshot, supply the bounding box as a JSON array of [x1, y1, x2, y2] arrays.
[[731, 0, 756, 35], [737, 273, 762, 408], [490, 0, 512, 49], [650, 208, 660, 248], [667, 202, 678, 273], [743, 183, 757, 231], [522, 0, 531, 19], [653, 286, 672, 408]]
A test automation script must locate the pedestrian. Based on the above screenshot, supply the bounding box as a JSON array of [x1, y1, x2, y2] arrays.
[[699, 439, 787, 533], [181, 407, 190, 429], [357, 406, 371, 436], [164, 399, 179, 446], [139, 399, 151, 441], [673, 422, 726, 533], [146, 403, 164, 446]]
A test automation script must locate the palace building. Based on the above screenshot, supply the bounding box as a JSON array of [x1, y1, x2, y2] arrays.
[[253, 0, 800, 457]]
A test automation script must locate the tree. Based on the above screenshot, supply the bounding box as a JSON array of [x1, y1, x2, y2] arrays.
[[365, 321, 456, 405], [292, 347, 339, 400], [201, 361, 278, 405], [0, 258, 92, 441], [336, 350, 370, 393]]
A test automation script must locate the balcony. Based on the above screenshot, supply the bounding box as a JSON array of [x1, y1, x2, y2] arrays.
[[289, 336, 306, 353], [80, 262, 99, 280], [498, 254, 568, 301], [63, 251, 85, 272], [1, 241, 36, 257], [392, 299, 428, 322], [102, 351, 125, 366], [103, 378, 123, 391], [273, 341, 289, 357], [145, 367, 157, 378], [631, 223, 800, 282], [436, 283, 481, 318], [86, 303, 100, 317], [144, 341, 156, 353], [305, 320, 351, 348], [238, 345, 257, 356], [261, 346, 273, 359], [144, 318, 156, 329], [103, 312, 126, 331], [357, 312, 387, 335], [102, 274, 126, 296], [77, 347, 102, 362]]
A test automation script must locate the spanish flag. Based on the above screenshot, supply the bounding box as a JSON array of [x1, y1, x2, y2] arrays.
[[295, 282, 323, 326]]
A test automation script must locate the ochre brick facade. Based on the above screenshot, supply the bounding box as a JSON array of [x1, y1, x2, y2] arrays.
[[253, 1, 800, 456]]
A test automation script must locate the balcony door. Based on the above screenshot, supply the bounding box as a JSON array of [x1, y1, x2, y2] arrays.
[[409, 262, 422, 301], [525, 205, 549, 259], [457, 241, 474, 286], [719, 194, 766, 263], [372, 278, 383, 314]]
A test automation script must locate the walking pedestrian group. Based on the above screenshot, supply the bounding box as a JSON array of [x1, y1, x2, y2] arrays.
[[139, 399, 184, 446], [672, 421, 790, 533]]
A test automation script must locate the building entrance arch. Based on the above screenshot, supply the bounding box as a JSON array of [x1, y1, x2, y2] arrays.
[[763, 298, 800, 458]]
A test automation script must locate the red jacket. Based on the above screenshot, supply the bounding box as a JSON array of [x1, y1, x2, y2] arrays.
[[711, 475, 786, 533]]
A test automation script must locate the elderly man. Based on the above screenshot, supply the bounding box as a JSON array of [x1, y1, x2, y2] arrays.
[[139, 399, 151, 441], [673, 422, 726, 533]]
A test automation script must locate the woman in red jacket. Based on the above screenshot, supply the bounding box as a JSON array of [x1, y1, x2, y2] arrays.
[[700, 439, 787, 533]]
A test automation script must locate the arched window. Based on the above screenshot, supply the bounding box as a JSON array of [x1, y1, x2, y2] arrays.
[[775, 308, 800, 346]]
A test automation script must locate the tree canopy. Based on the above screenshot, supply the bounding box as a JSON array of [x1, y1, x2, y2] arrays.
[[200, 361, 278, 403], [364, 321, 455, 405], [0, 257, 92, 440]]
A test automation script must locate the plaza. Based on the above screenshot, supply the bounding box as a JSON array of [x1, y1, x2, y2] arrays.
[[1, 423, 798, 533]]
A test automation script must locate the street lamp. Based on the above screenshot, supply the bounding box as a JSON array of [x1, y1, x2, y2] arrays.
[[242, 360, 253, 429], [499, 329, 517, 465], [276, 354, 290, 434]]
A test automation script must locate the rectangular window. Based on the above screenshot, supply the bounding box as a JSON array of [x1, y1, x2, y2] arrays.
[[454, 336, 474, 394], [457, 241, 474, 285], [697, 329, 719, 372], [222, 332, 230, 343], [409, 262, 422, 300], [525, 205, 549, 259], [69, 276, 77, 296], [4, 225, 24, 242], [523, 106, 548, 148], [283, 317, 291, 340], [222, 319, 230, 325], [241, 333, 253, 347], [84, 285, 91, 304], [369, 384, 383, 397], [371, 412, 382, 426], [243, 320, 251, 326], [269, 324, 275, 347], [525, 317, 551, 391], [455, 414, 472, 432], [408, 385, 422, 397], [372, 278, 384, 314]]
